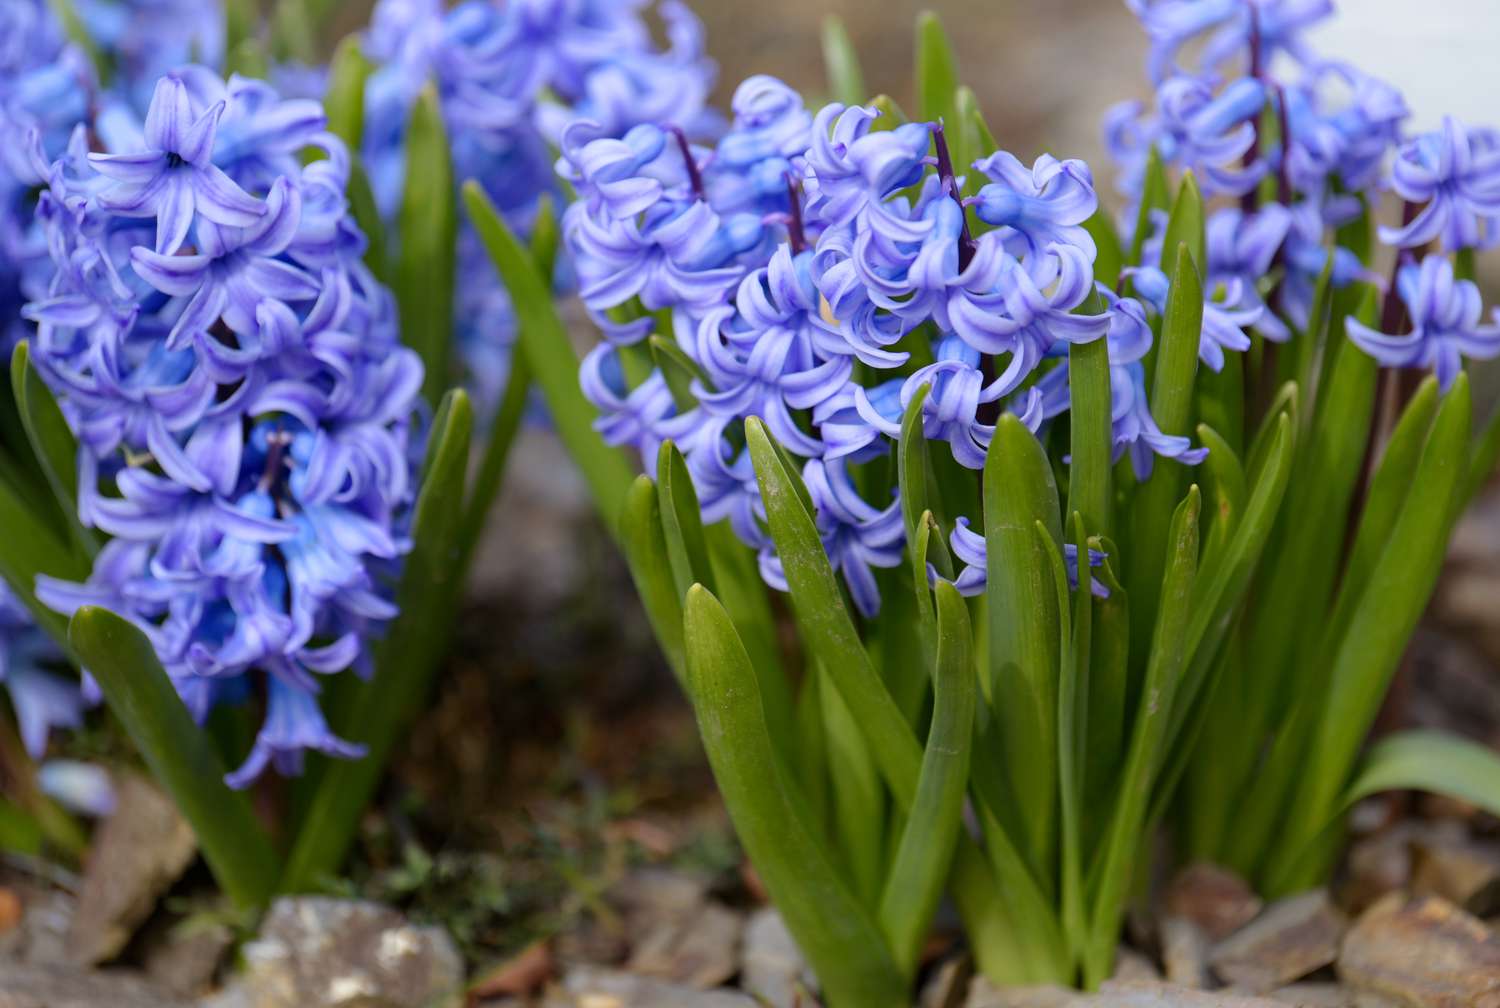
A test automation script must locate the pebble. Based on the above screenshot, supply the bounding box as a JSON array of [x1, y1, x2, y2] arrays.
[[1337, 893, 1500, 1008], [1210, 890, 1346, 992]]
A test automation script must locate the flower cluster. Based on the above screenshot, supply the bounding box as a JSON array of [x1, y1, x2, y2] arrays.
[[22, 68, 422, 788], [1108, 0, 1500, 390], [562, 74, 1208, 616], [359, 0, 719, 416]]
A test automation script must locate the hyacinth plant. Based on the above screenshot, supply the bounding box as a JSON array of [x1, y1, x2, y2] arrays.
[[468, 5, 1500, 1000], [0, 0, 718, 910]]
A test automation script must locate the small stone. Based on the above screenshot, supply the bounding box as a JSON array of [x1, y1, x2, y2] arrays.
[[1340, 828, 1416, 915], [554, 965, 756, 1007], [0, 962, 190, 1008], [1164, 863, 1265, 942], [1411, 834, 1500, 916], [1338, 893, 1500, 1008], [67, 773, 198, 965], [626, 900, 742, 989], [1162, 917, 1210, 988], [919, 956, 972, 1008], [739, 907, 815, 1008], [1210, 889, 1346, 992], [1065, 980, 1287, 1006], [238, 897, 464, 1008], [964, 978, 1073, 1008], [1268, 983, 1356, 1007], [1111, 946, 1162, 982], [0, 880, 75, 965], [0, 888, 21, 932], [142, 919, 234, 997]]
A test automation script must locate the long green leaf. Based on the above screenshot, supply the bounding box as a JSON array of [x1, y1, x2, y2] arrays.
[[282, 389, 472, 891], [322, 36, 372, 149], [983, 414, 1062, 876], [745, 417, 918, 803], [0, 475, 87, 644], [1345, 729, 1500, 814], [465, 183, 637, 534], [657, 442, 714, 599], [914, 11, 959, 130], [684, 586, 908, 1008], [821, 16, 866, 105], [10, 342, 93, 560], [395, 86, 457, 407], [1085, 485, 1199, 987], [878, 580, 975, 979], [620, 475, 687, 682], [1068, 334, 1113, 536], [69, 607, 280, 909], [1269, 375, 1471, 893]]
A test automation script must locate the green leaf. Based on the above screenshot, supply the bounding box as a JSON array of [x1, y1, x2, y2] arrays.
[[953, 88, 989, 197], [282, 389, 472, 892], [684, 586, 908, 1008], [70, 607, 280, 909], [1084, 209, 1124, 291], [983, 414, 1062, 876], [649, 334, 708, 412], [745, 418, 918, 805], [1085, 485, 1199, 987], [1345, 730, 1500, 815], [1083, 545, 1129, 847], [455, 357, 529, 584], [10, 342, 93, 560], [1194, 423, 1245, 562], [620, 475, 686, 683], [1051, 513, 1093, 963], [1128, 241, 1202, 686], [395, 86, 457, 407], [346, 158, 389, 282], [820, 662, 886, 905], [270, 0, 316, 65], [914, 11, 959, 129], [465, 182, 637, 535], [878, 581, 975, 979], [821, 16, 867, 105], [1162, 173, 1205, 281], [1126, 147, 1170, 267], [657, 442, 715, 599], [1269, 375, 1472, 894], [324, 37, 373, 150], [0, 474, 88, 644], [1068, 331, 1113, 536]]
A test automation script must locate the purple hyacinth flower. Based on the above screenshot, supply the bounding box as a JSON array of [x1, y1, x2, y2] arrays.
[[88, 74, 265, 254], [1347, 256, 1500, 390], [1282, 62, 1409, 198], [1126, 263, 1262, 372], [758, 457, 903, 618], [1206, 205, 1293, 342], [967, 151, 1099, 263], [1107, 75, 1268, 199], [0, 584, 86, 758], [1127, 0, 1332, 82], [941, 515, 1109, 598], [1380, 117, 1500, 252], [853, 336, 999, 470], [579, 344, 679, 463], [803, 102, 935, 242], [223, 676, 365, 789], [130, 176, 323, 347], [949, 242, 1110, 395]]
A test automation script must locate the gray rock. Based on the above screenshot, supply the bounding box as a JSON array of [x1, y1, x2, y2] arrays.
[[1162, 917, 1210, 988], [237, 897, 464, 1008], [0, 962, 191, 1008], [142, 919, 235, 997], [1112, 946, 1163, 981], [67, 773, 198, 965], [1164, 863, 1265, 942], [0, 881, 74, 965], [1066, 980, 1287, 1006], [626, 899, 742, 989], [1266, 983, 1403, 1008], [1210, 890, 1346, 992], [550, 965, 756, 1007], [1338, 893, 1500, 1008], [964, 979, 1074, 1008], [1411, 833, 1500, 916], [739, 907, 815, 1008]]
